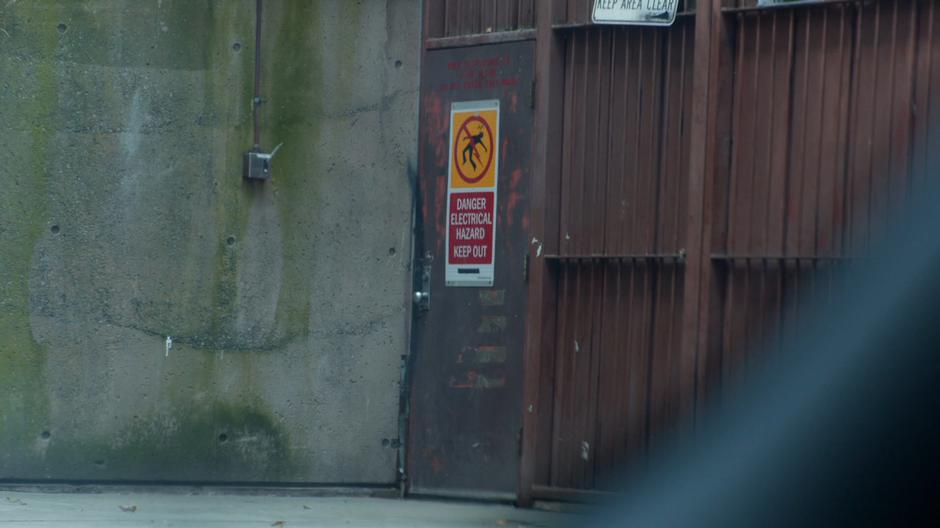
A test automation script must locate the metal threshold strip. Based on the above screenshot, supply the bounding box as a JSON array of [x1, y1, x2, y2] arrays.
[[530, 484, 616, 503]]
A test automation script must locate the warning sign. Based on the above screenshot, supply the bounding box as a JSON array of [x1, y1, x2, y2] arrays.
[[448, 192, 495, 265], [446, 100, 500, 287], [450, 104, 499, 189]]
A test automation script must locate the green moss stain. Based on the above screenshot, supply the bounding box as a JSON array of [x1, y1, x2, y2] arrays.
[[0, 1, 59, 467], [0, 0, 389, 481], [130, 1, 256, 352], [41, 402, 300, 481], [263, 2, 379, 338], [205, 3, 255, 352], [39, 0, 213, 70], [0, 1, 302, 479]]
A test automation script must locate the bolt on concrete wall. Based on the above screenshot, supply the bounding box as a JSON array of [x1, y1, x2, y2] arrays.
[[0, 0, 419, 483]]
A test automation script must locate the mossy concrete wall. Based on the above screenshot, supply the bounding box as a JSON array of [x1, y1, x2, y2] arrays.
[[0, 0, 418, 483]]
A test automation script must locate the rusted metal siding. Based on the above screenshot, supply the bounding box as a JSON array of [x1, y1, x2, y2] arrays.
[[416, 0, 940, 503], [537, 21, 695, 491], [556, 27, 692, 258], [523, 0, 940, 501], [425, 0, 536, 39], [704, 0, 937, 398]]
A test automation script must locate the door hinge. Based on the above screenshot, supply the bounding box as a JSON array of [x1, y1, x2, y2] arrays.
[[523, 252, 529, 282], [413, 251, 432, 313], [530, 79, 537, 109]]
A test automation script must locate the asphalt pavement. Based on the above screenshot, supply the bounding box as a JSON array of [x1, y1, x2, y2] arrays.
[[0, 490, 574, 527]]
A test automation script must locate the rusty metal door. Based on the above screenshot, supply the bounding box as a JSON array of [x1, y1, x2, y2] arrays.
[[408, 40, 534, 499]]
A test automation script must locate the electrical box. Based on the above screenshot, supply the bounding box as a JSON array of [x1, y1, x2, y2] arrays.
[[243, 143, 282, 181], [244, 150, 273, 180]]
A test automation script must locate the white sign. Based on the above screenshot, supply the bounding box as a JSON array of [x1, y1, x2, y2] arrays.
[[592, 0, 678, 26]]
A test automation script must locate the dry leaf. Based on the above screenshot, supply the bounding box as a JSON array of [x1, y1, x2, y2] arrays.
[[302, 505, 312, 510], [5, 497, 27, 505], [271, 522, 286, 527], [119, 505, 138, 513]]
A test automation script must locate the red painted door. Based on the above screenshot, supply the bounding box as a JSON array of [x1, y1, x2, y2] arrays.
[[407, 40, 535, 499]]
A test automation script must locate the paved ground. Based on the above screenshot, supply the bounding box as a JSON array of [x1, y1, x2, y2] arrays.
[[0, 490, 575, 527]]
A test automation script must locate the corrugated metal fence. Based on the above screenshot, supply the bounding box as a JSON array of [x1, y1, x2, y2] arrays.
[[420, 0, 940, 502], [705, 0, 939, 402], [527, 0, 940, 500], [540, 19, 695, 491]]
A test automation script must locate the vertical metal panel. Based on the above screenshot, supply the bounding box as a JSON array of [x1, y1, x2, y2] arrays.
[[711, 0, 928, 396], [539, 19, 695, 491], [557, 27, 692, 257], [527, 0, 940, 499], [913, 0, 940, 197], [520, 0, 567, 507]]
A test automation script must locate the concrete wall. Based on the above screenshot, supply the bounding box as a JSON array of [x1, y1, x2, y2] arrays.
[[0, 0, 419, 483]]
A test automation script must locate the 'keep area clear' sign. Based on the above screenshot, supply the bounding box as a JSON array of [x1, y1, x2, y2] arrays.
[[445, 100, 499, 287], [593, 0, 679, 26]]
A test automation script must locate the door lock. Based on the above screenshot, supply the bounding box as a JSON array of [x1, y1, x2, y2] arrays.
[[413, 251, 432, 313]]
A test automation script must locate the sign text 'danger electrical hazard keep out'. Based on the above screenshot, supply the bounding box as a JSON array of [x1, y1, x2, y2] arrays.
[[449, 193, 494, 264], [446, 100, 499, 287]]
